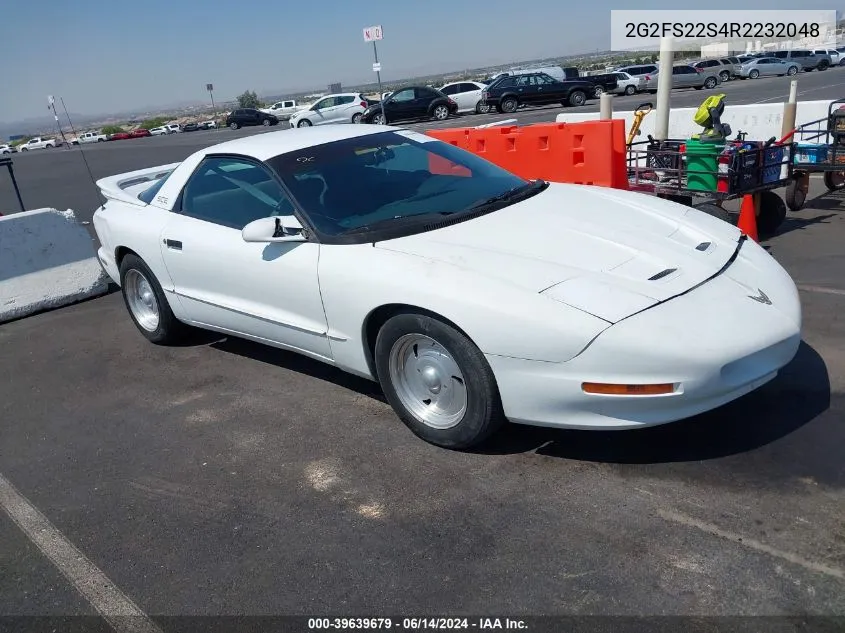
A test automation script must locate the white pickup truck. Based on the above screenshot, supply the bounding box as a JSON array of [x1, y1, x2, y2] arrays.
[[259, 99, 307, 120], [18, 137, 58, 151], [73, 131, 108, 144]]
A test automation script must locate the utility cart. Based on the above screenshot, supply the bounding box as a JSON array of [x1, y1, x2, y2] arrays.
[[626, 133, 795, 237], [784, 97, 845, 211]]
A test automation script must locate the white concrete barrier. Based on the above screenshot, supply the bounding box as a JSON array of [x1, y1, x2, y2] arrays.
[[556, 99, 836, 142], [0, 208, 109, 323]]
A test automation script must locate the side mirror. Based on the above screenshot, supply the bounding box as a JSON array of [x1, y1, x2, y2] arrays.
[[242, 215, 306, 243]]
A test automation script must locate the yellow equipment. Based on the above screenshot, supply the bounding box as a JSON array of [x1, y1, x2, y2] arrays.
[[691, 94, 732, 141], [627, 102, 653, 146]]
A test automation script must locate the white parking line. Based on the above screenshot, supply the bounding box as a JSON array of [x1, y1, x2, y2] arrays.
[[0, 473, 162, 633], [797, 284, 845, 297], [754, 80, 845, 104]]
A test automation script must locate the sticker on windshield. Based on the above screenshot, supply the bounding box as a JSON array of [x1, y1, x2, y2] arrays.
[[395, 130, 436, 143]]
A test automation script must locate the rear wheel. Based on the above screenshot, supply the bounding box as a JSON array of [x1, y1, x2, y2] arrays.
[[432, 104, 449, 120], [229, 122, 239, 129], [374, 312, 506, 450], [119, 254, 187, 345], [719, 70, 730, 82], [787, 65, 798, 76], [624, 85, 636, 95], [475, 101, 490, 114], [757, 190, 787, 237], [704, 77, 717, 89], [823, 170, 845, 191], [501, 97, 518, 113], [818, 60, 830, 71], [694, 202, 732, 223]]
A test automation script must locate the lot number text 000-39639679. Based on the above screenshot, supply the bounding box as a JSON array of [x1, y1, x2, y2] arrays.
[[610, 9, 836, 51]]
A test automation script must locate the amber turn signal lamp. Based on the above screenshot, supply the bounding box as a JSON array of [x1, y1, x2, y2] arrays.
[[581, 382, 675, 396]]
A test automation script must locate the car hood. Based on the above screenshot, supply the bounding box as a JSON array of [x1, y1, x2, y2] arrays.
[[375, 183, 744, 323]]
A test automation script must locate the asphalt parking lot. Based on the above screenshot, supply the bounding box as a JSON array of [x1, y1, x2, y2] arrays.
[[1, 168, 845, 628], [3, 66, 845, 223]]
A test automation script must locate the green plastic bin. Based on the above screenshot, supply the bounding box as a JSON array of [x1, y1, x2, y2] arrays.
[[685, 138, 724, 192]]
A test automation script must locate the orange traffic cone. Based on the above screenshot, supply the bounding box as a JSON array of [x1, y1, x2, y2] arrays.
[[737, 194, 758, 242]]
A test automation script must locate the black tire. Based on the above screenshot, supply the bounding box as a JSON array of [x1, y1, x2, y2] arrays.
[[719, 70, 730, 82], [823, 170, 845, 191], [785, 178, 806, 210], [372, 112, 387, 125], [749, 69, 760, 79], [475, 101, 490, 114], [431, 104, 449, 120], [757, 190, 787, 237], [819, 60, 830, 71], [787, 65, 798, 76], [593, 85, 603, 98], [374, 312, 506, 450], [297, 119, 312, 127], [694, 202, 732, 223], [624, 85, 636, 95], [98, 138, 104, 142], [501, 97, 518, 113], [262, 119, 271, 126], [229, 122, 239, 129], [568, 90, 586, 106], [118, 254, 187, 345], [704, 77, 717, 89], [352, 112, 362, 124]]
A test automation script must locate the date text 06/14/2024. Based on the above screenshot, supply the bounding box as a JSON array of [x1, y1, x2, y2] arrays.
[[307, 617, 528, 630]]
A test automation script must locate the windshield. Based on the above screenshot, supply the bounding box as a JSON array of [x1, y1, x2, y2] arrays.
[[266, 130, 528, 237]]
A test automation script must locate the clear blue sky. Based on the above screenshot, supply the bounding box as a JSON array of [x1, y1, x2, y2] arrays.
[[0, 0, 841, 122]]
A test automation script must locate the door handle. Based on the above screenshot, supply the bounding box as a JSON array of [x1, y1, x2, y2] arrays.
[[164, 239, 182, 250]]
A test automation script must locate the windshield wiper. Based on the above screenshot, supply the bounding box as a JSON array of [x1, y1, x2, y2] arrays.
[[469, 180, 548, 211], [344, 211, 457, 234]]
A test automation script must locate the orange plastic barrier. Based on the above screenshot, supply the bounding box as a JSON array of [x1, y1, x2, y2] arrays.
[[424, 120, 628, 190]]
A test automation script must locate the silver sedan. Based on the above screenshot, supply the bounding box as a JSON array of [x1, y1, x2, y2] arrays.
[[738, 57, 800, 79], [644, 65, 720, 92]]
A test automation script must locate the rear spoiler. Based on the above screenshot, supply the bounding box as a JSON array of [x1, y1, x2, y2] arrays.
[[95, 162, 182, 206]]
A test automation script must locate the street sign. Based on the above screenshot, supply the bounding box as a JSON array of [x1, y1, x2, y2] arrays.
[[206, 83, 214, 92], [363, 25, 383, 42], [372, 62, 381, 72], [47, 95, 54, 108]]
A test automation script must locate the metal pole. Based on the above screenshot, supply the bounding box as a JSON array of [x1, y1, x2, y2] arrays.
[[374, 40, 386, 124], [654, 36, 673, 141], [599, 93, 612, 120], [50, 103, 69, 147], [209, 91, 218, 129]]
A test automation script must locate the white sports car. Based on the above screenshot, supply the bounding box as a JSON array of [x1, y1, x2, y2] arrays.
[[92, 125, 802, 449]]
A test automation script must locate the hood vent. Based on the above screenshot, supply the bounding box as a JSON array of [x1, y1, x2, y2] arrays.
[[696, 241, 712, 251], [648, 268, 677, 281]]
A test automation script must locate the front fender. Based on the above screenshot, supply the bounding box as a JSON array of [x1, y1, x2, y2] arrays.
[[317, 244, 611, 378]]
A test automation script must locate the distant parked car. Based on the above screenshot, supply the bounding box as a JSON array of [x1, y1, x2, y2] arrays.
[[0, 144, 13, 154], [199, 120, 218, 129], [644, 65, 720, 92], [226, 108, 279, 129], [738, 57, 799, 79], [612, 71, 645, 95], [182, 122, 200, 132], [814, 49, 841, 65], [615, 64, 659, 79], [439, 81, 489, 113], [771, 49, 830, 71], [482, 72, 596, 112], [149, 127, 168, 136], [360, 86, 458, 124], [109, 131, 132, 141], [289, 93, 372, 128], [128, 129, 152, 139], [692, 58, 738, 82], [581, 73, 620, 97], [165, 124, 181, 134]]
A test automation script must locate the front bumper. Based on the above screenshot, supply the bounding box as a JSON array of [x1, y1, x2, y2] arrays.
[[488, 238, 802, 430]]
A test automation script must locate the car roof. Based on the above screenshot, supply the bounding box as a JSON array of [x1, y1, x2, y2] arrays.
[[196, 125, 400, 161]]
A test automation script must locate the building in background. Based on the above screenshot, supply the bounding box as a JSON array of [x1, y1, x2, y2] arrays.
[[328, 82, 342, 93]]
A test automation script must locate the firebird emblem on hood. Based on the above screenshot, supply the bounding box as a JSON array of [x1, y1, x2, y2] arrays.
[[748, 289, 772, 305]]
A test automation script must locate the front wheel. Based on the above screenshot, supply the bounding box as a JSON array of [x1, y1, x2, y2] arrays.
[[297, 119, 312, 127], [372, 112, 386, 125], [475, 101, 490, 114], [119, 254, 187, 345], [787, 66, 798, 76], [749, 69, 760, 79], [262, 119, 271, 126], [593, 86, 603, 98], [819, 61, 830, 71], [568, 90, 586, 106], [624, 85, 636, 95], [374, 312, 506, 450], [229, 122, 239, 129], [719, 70, 730, 82], [500, 97, 518, 113]]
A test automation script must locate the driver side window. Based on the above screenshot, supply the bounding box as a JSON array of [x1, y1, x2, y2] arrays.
[[179, 156, 294, 230], [390, 89, 415, 102]]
